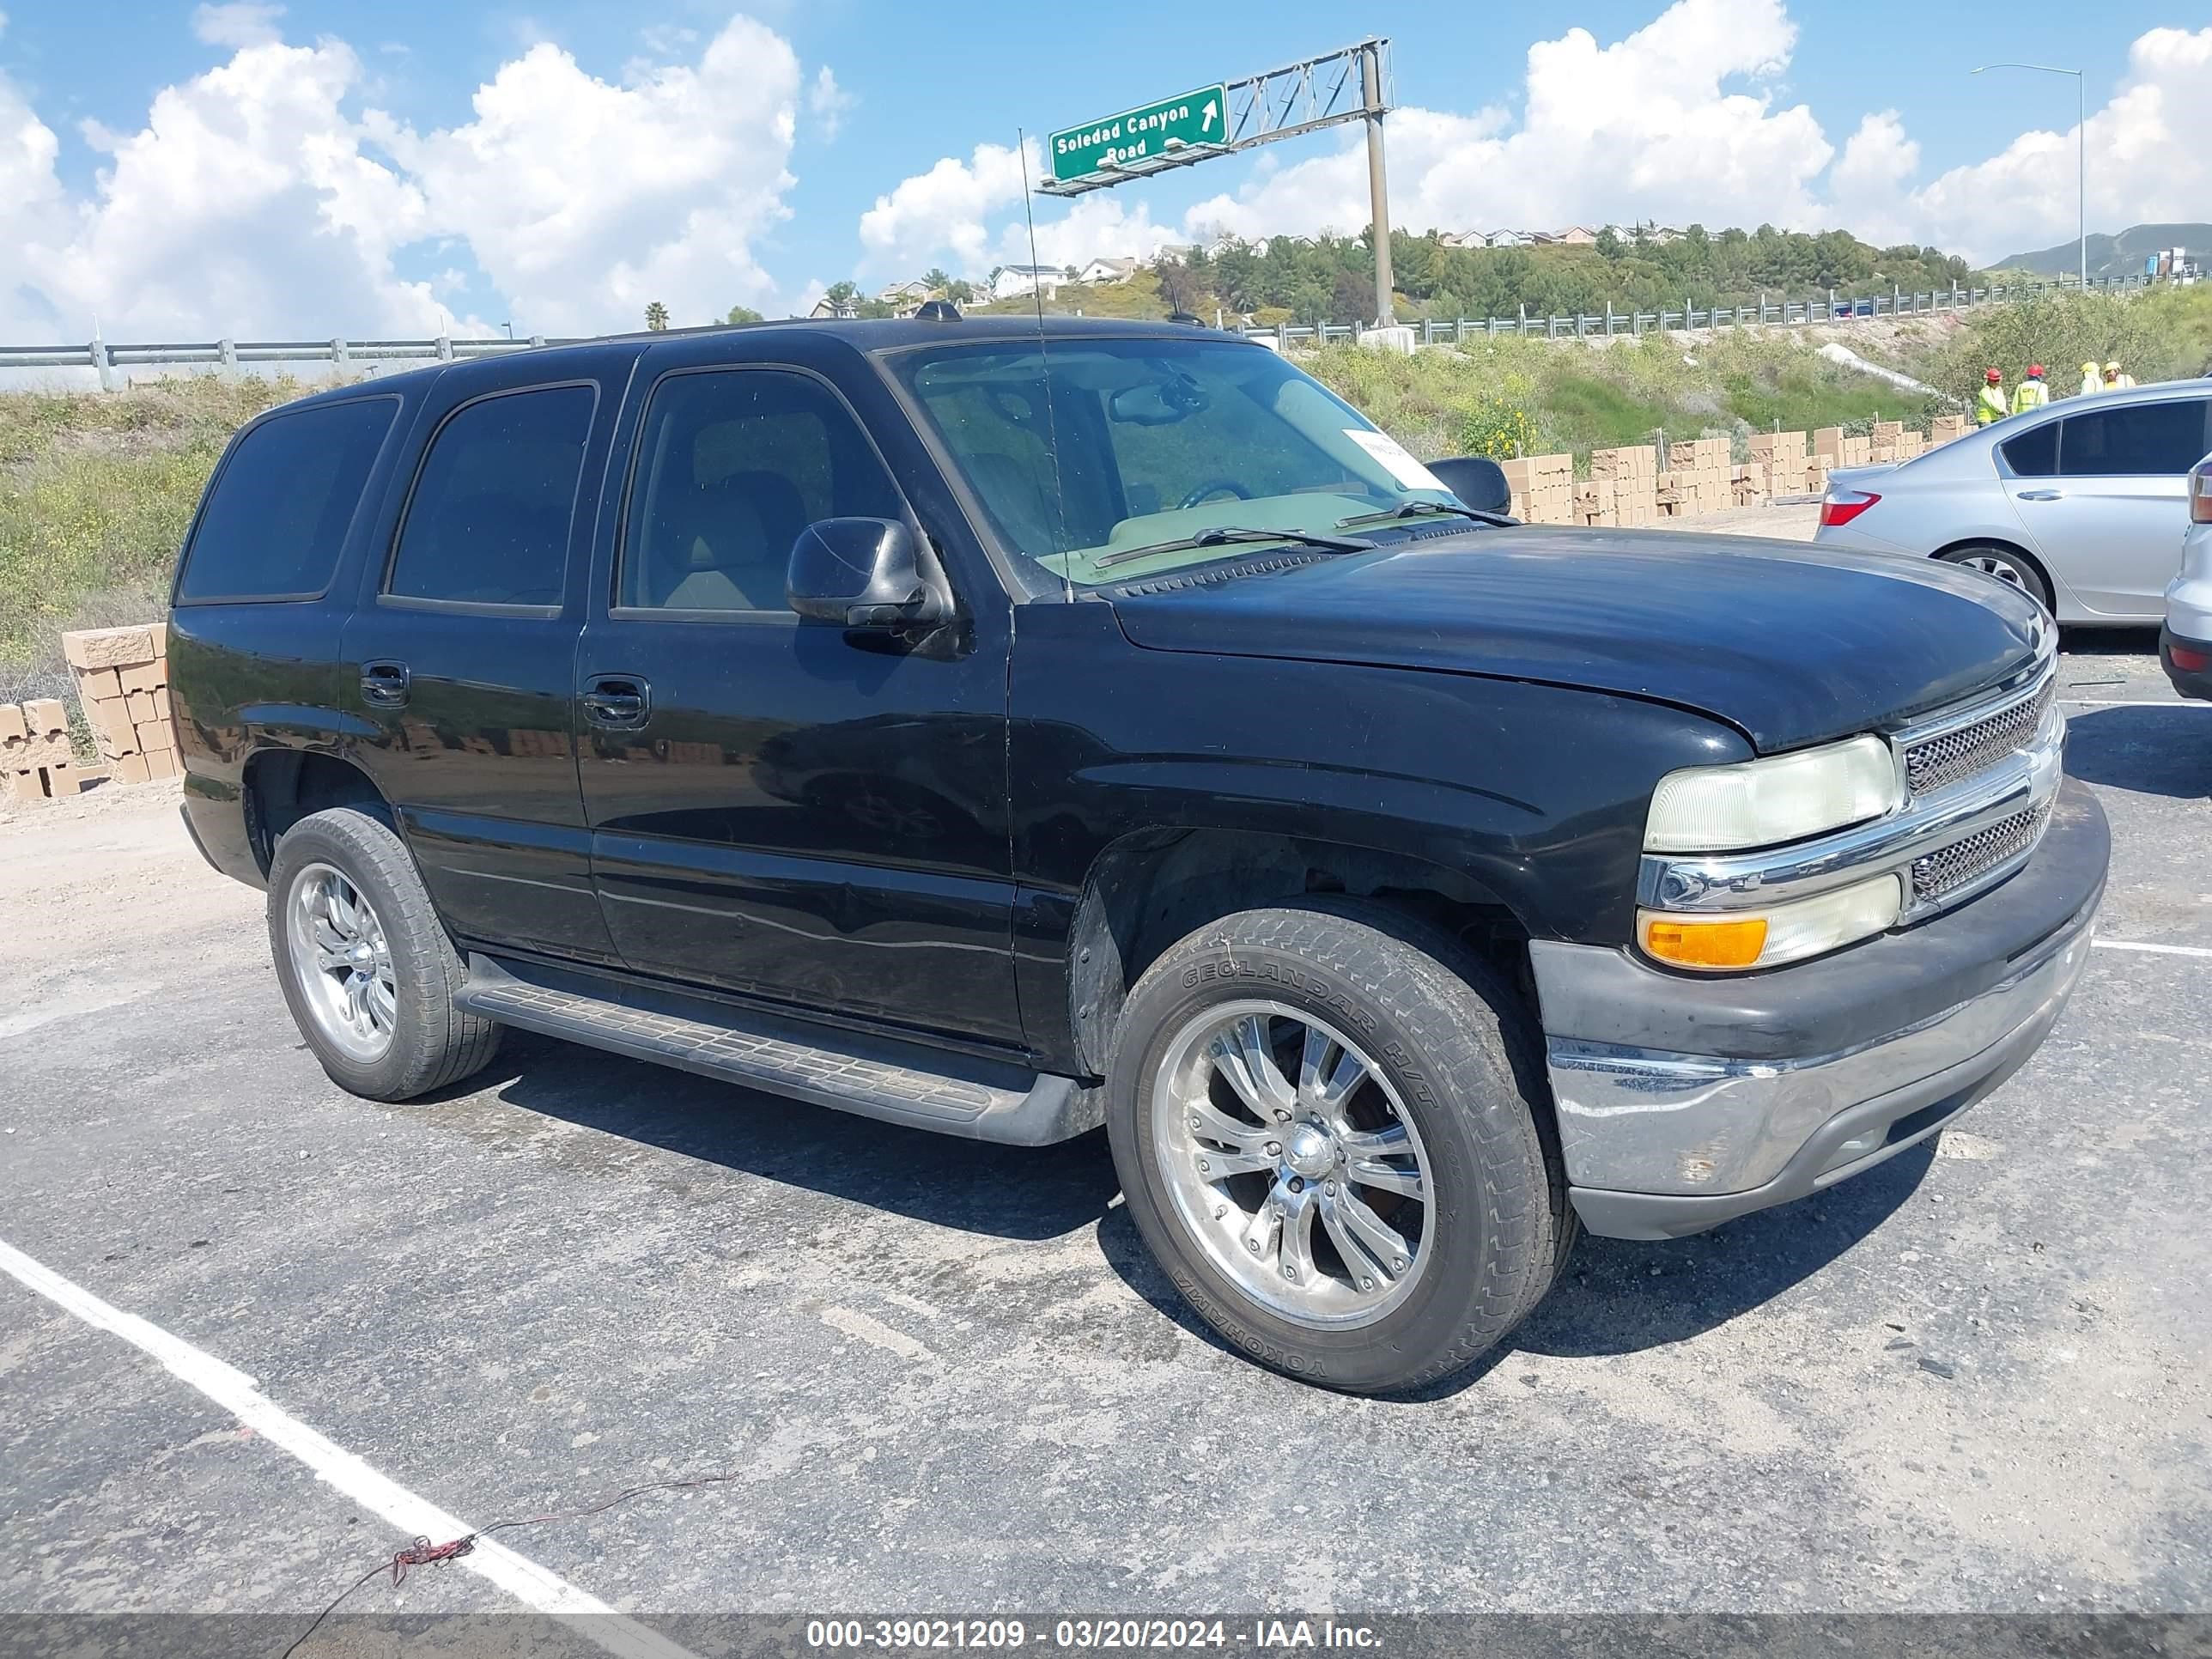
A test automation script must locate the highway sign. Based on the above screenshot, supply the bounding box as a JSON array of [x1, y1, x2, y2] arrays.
[[1049, 86, 1227, 183]]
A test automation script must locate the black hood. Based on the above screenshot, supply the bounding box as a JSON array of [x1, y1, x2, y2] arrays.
[[1107, 526, 2046, 753]]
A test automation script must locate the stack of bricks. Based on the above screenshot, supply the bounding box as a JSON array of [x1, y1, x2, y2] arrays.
[[1663, 438, 1733, 518], [63, 624, 179, 783], [1501, 453, 1574, 525], [2, 699, 99, 804], [1589, 446, 1660, 526], [1571, 478, 1614, 527], [1929, 414, 1969, 446], [1732, 461, 1769, 507], [1869, 420, 1908, 463], [1748, 431, 1809, 495]]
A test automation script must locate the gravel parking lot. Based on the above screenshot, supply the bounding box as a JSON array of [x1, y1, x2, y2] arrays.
[[2, 581, 2207, 1644]]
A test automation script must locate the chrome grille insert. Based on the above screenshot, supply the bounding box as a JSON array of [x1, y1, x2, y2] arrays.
[[1911, 800, 2050, 903], [1902, 678, 2055, 797]]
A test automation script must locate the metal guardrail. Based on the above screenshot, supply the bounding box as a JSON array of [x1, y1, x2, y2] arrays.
[[0, 333, 583, 390], [0, 272, 2174, 386], [1243, 273, 2170, 349]]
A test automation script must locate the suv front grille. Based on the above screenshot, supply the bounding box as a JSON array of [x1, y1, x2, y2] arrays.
[[1902, 678, 2054, 797], [1911, 800, 2051, 903]]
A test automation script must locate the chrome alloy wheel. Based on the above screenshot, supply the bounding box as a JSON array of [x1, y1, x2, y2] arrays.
[[1152, 1000, 1435, 1329], [1958, 554, 2028, 591], [285, 861, 397, 1063]]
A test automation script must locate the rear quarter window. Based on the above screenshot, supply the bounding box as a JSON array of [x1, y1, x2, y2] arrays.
[[176, 396, 399, 602]]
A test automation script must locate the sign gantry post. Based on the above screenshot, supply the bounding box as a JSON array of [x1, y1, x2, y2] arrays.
[[1036, 40, 1395, 326]]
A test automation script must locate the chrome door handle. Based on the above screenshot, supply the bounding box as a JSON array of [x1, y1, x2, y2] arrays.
[[360, 661, 410, 707], [2016, 489, 2063, 501], [583, 676, 651, 728]]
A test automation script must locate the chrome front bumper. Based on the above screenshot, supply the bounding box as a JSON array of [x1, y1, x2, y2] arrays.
[[1534, 780, 2107, 1240]]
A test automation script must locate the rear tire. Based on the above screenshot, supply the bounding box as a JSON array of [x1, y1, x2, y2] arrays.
[[1105, 901, 1571, 1394], [267, 808, 501, 1102], [1936, 544, 2051, 612]]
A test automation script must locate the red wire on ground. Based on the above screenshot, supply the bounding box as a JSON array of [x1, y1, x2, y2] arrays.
[[280, 1469, 744, 1658]]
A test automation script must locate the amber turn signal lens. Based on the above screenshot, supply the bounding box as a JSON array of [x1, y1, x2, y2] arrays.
[[1642, 915, 1770, 969]]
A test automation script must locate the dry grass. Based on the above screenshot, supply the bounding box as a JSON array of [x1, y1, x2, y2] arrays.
[[0, 375, 310, 702]]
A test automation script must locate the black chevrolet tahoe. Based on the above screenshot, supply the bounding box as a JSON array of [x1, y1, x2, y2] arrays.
[[168, 319, 2107, 1392]]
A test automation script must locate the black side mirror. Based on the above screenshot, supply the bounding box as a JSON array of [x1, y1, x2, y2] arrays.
[[787, 518, 951, 629], [1427, 456, 1513, 515]]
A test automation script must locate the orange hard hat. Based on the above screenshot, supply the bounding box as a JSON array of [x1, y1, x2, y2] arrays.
[[1984, 368, 2002, 382], [2027, 364, 2045, 377]]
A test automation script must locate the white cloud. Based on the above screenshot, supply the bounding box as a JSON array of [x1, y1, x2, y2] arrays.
[[1185, 0, 1832, 243], [191, 3, 284, 48], [0, 13, 811, 339], [371, 16, 802, 333], [1901, 27, 2211, 260], [808, 66, 854, 142], [857, 139, 1033, 277]]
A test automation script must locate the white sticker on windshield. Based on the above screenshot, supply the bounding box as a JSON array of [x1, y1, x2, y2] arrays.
[[1344, 428, 1446, 493]]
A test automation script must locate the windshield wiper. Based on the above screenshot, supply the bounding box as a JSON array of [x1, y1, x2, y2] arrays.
[[1337, 501, 1516, 530], [1092, 526, 1375, 571]]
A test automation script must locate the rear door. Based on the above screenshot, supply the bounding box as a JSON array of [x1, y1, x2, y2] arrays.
[[573, 338, 1024, 1047], [2008, 395, 2211, 617], [343, 349, 639, 963]]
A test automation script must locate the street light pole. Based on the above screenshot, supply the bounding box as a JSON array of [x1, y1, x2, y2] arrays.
[[1972, 63, 2086, 289]]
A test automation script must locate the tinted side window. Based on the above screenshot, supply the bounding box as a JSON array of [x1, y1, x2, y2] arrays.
[[177, 398, 397, 601], [620, 370, 903, 612], [1999, 421, 2057, 478], [387, 385, 594, 606], [2058, 400, 2210, 477]]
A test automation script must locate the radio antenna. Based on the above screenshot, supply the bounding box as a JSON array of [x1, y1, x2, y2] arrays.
[[1017, 129, 1074, 601]]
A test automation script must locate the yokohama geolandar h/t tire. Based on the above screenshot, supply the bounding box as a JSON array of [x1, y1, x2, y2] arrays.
[[1106, 902, 1571, 1394], [267, 808, 501, 1103]]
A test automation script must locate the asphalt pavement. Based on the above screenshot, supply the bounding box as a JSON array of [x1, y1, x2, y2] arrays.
[[0, 629, 2206, 1650]]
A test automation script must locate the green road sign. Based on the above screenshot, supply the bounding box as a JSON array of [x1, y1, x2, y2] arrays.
[[1049, 86, 1228, 183]]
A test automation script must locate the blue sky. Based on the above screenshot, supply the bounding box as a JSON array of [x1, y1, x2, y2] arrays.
[[2, 0, 2205, 338]]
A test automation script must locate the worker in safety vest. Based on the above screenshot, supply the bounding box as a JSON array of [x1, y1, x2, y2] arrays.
[[1977, 368, 2008, 426], [2079, 362, 2102, 396], [2103, 361, 2136, 390], [2012, 364, 2050, 414]]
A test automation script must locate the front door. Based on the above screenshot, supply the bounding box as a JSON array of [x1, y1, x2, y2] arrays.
[[574, 362, 1023, 1047], [2009, 395, 2211, 617], [343, 356, 633, 963]]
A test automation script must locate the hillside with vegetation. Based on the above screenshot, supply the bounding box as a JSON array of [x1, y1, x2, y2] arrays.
[[1994, 222, 2210, 282], [4, 285, 2208, 700], [971, 225, 1981, 329]]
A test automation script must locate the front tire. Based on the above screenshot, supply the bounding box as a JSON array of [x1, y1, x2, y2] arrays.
[[1105, 902, 1570, 1394], [267, 808, 501, 1102], [1936, 544, 2051, 612]]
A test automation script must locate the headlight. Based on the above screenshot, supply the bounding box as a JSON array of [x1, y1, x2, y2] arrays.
[[1644, 734, 1901, 853], [1640, 872, 1903, 971]]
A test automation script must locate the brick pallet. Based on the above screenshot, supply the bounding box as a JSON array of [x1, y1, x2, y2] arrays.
[[1, 699, 102, 803], [1501, 453, 1574, 525], [62, 623, 179, 784], [1589, 446, 1660, 526]]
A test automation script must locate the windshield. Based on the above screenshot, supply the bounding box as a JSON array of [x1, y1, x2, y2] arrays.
[[890, 337, 1460, 586]]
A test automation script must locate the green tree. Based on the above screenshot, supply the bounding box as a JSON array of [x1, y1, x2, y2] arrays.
[[922, 267, 952, 295], [724, 304, 764, 325], [1595, 226, 1624, 261], [643, 301, 671, 331], [945, 278, 975, 305], [823, 281, 860, 313]]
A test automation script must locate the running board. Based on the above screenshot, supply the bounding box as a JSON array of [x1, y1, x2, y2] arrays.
[[453, 955, 1098, 1146]]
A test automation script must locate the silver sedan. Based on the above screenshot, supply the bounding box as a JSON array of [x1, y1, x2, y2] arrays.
[[1814, 381, 2212, 622]]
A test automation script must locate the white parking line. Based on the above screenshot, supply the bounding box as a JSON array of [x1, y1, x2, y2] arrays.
[[0, 1237, 700, 1659], [2094, 939, 2212, 959]]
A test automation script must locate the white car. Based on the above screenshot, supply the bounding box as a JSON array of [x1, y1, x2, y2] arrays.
[[2163, 453, 2212, 699], [1814, 382, 2212, 623]]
